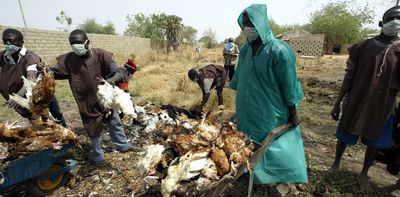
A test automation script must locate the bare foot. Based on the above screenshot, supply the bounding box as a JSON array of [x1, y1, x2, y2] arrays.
[[359, 175, 374, 194], [327, 164, 339, 173]]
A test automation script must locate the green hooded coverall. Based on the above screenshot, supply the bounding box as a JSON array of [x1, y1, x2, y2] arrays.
[[230, 4, 308, 184]]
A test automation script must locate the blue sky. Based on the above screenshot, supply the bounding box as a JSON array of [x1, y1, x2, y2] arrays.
[[0, 0, 393, 42]]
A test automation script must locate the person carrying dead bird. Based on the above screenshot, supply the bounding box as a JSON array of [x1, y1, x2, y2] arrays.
[[328, 5, 400, 193], [0, 28, 66, 126], [230, 4, 308, 195], [50, 29, 133, 167], [188, 64, 227, 112], [222, 37, 239, 81]]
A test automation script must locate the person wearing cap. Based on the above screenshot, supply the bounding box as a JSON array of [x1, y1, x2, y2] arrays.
[[0, 28, 67, 127], [116, 58, 137, 93], [50, 29, 133, 167], [328, 5, 400, 192], [222, 37, 239, 81], [188, 64, 227, 111]]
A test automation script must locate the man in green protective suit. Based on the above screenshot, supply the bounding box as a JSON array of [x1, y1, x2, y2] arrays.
[[230, 4, 308, 194]]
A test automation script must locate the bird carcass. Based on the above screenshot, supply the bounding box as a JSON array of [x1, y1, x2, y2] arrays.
[[1, 68, 77, 157], [134, 106, 256, 196], [97, 78, 137, 124]]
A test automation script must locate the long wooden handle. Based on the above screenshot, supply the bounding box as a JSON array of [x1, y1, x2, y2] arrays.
[[249, 124, 291, 165], [247, 124, 291, 197]]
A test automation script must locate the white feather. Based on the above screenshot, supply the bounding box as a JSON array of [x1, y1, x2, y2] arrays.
[[137, 144, 165, 175], [97, 79, 138, 122]]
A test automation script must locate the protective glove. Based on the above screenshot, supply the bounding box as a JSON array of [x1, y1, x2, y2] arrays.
[[331, 103, 341, 121], [288, 105, 299, 128]]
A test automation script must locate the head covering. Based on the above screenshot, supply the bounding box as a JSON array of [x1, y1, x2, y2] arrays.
[[238, 4, 274, 45], [124, 59, 137, 74]]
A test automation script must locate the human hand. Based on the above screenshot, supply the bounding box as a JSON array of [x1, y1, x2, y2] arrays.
[[6, 99, 19, 108], [331, 103, 341, 121], [105, 79, 115, 86], [288, 105, 299, 128]]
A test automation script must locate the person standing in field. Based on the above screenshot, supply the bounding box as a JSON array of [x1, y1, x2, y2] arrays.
[[230, 4, 308, 195], [329, 5, 400, 192], [50, 29, 133, 167], [222, 37, 239, 81]]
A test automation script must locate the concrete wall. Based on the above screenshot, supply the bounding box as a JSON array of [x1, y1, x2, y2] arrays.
[[0, 26, 151, 64]]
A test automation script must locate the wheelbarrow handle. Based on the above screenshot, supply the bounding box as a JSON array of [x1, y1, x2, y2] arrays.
[[247, 124, 291, 197], [249, 124, 291, 165]]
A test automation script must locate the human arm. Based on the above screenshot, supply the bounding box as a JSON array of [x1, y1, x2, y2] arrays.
[[331, 58, 355, 120], [100, 51, 123, 85], [200, 78, 213, 108], [273, 46, 302, 128]]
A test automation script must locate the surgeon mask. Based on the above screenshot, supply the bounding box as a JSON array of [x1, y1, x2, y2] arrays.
[[4, 44, 21, 55], [71, 40, 89, 56], [243, 27, 259, 41], [382, 19, 400, 36]]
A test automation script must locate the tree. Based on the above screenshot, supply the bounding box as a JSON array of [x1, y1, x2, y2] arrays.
[[125, 13, 184, 52], [56, 10, 72, 32], [308, 2, 374, 53], [179, 25, 197, 44], [79, 18, 116, 35], [163, 15, 183, 52], [199, 28, 217, 48]]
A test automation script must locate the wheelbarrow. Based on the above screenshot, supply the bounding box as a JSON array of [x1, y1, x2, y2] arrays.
[[0, 143, 78, 196], [200, 124, 291, 197]]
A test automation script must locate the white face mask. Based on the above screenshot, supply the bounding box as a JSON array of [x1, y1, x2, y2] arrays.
[[382, 19, 400, 36], [243, 27, 260, 41], [4, 44, 21, 55], [71, 40, 89, 56]]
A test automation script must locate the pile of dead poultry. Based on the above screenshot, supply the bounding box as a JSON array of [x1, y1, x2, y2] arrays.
[[0, 69, 77, 169], [128, 103, 256, 197]]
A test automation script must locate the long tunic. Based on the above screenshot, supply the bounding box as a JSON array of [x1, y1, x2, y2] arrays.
[[338, 38, 400, 140], [231, 4, 308, 184], [0, 48, 41, 117], [54, 48, 117, 138], [197, 64, 227, 91]]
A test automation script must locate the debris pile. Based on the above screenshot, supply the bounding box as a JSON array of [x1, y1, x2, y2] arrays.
[[130, 103, 256, 197]]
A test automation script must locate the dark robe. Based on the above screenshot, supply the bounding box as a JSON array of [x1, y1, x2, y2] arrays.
[[55, 48, 116, 138], [197, 64, 227, 90], [339, 38, 400, 140], [0, 49, 41, 117]]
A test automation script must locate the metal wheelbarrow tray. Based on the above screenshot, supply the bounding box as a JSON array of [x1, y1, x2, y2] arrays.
[[0, 143, 78, 195]]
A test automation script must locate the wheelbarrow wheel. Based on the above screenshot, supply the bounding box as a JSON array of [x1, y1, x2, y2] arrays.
[[27, 163, 70, 196]]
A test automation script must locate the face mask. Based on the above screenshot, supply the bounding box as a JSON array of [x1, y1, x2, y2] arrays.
[[243, 27, 259, 41], [4, 44, 21, 55], [71, 40, 89, 56], [382, 19, 400, 36]]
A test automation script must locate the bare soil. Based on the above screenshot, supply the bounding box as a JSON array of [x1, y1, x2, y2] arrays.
[[2, 55, 400, 197]]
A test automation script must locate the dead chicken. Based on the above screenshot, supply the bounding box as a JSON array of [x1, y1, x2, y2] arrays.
[[210, 147, 230, 176], [97, 78, 137, 125]]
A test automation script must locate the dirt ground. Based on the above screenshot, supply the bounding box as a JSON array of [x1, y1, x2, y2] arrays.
[[2, 54, 400, 196]]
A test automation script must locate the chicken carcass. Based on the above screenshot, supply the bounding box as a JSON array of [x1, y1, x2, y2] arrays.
[[97, 78, 137, 124]]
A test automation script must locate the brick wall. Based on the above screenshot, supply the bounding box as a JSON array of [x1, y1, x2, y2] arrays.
[[288, 34, 325, 58], [0, 26, 151, 64]]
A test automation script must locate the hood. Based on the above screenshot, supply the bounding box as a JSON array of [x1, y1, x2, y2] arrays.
[[238, 4, 274, 44]]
